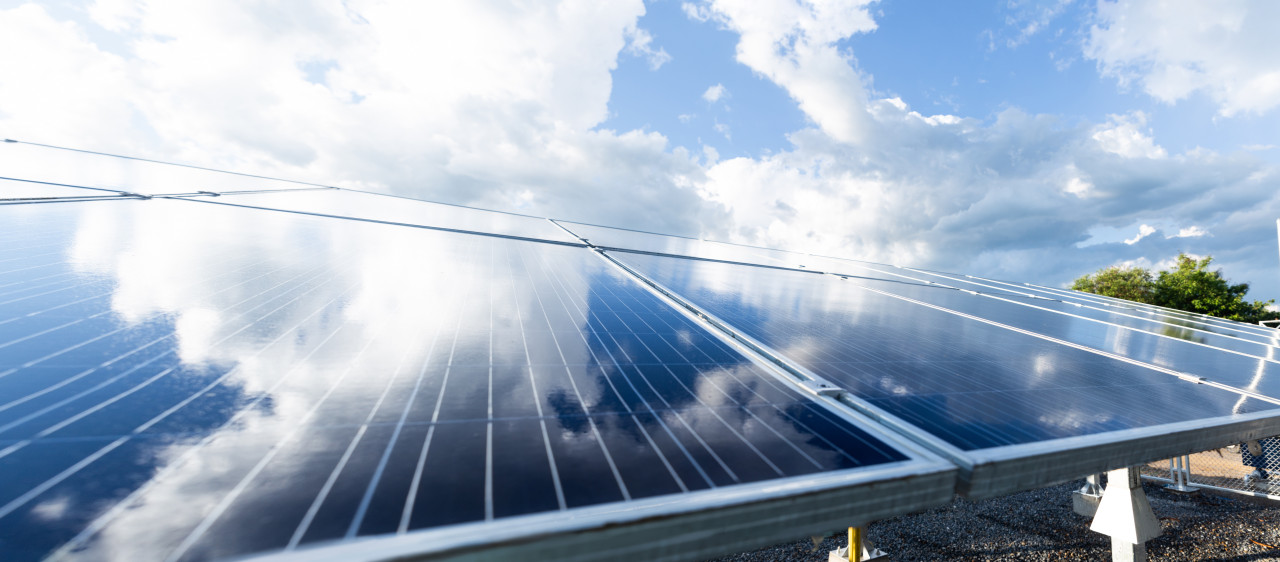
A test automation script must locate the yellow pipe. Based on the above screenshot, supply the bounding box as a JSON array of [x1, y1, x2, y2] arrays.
[[848, 526, 862, 562]]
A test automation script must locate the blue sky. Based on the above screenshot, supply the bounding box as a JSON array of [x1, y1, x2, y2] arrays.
[[607, 0, 1280, 161], [1, 0, 1279, 300]]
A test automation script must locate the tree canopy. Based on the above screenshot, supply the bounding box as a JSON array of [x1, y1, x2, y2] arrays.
[[1071, 253, 1279, 324]]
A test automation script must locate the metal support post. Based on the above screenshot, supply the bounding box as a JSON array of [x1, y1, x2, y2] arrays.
[[1090, 467, 1161, 562], [828, 526, 886, 561], [1165, 454, 1199, 493], [1073, 473, 1104, 516]]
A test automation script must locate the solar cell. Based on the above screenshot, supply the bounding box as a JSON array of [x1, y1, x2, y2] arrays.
[[0, 198, 948, 561], [186, 189, 585, 245], [608, 251, 1280, 497]]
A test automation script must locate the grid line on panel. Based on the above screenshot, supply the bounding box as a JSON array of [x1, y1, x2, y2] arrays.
[[399, 280, 472, 534], [533, 252, 695, 493], [345, 316, 444, 538], [0, 259, 333, 439], [0, 258, 339, 437], [506, 252, 578, 509], [48, 280, 364, 555], [166, 329, 383, 562], [286, 337, 420, 549], [538, 257, 743, 484], [590, 292, 789, 477], [515, 248, 633, 502], [551, 252, 834, 479], [1, 279, 358, 526], [582, 249, 909, 464], [486, 251, 495, 522]]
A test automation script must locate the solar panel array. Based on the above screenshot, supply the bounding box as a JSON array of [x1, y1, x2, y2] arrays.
[[3, 149, 1280, 560]]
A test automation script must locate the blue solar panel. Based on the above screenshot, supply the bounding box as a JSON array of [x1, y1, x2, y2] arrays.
[[609, 251, 1280, 493], [0, 198, 938, 560], [186, 189, 585, 245]]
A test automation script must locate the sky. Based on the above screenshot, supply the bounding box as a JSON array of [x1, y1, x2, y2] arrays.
[[2, 0, 1279, 301]]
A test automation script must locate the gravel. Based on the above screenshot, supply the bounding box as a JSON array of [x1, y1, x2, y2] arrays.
[[712, 481, 1280, 561]]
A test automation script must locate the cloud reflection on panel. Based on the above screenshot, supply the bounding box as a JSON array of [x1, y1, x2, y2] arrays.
[[27, 200, 876, 561], [612, 251, 1280, 453]]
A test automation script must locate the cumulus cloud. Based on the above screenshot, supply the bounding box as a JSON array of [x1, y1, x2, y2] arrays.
[[702, 83, 727, 103], [1124, 224, 1156, 245], [623, 26, 672, 70], [1091, 113, 1167, 159], [3, 0, 1279, 303], [686, 0, 879, 143], [0, 0, 710, 234], [684, 1, 1280, 299], [1085, 0, 1280, 116]]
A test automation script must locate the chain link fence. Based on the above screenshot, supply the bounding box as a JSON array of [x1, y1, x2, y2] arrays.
[[1140, 437, 1280, 500]]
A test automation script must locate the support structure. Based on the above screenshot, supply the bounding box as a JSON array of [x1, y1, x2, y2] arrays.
[[828, 526, 886, 561], [1165, 455, 1199, 493], [1073, 473, 1104, 516], [1090, 467, 1162, 562]]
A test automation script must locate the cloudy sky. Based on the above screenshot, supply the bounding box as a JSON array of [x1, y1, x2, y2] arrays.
[[2, 0, 1279, 300]]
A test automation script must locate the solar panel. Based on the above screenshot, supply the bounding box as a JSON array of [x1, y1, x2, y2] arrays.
[[607, 251, 1280, 497], [185, 189, 585, 245], [0, 198, 951, 560]]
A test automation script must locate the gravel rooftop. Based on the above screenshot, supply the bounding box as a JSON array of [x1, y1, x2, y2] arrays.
[[713, 480, 1280, 561]]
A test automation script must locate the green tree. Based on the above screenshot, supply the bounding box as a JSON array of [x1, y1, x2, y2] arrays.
[[1150, 254, 1278, 323], [1070, 265, 1155, 303], [1073, 254, 1280, 323]]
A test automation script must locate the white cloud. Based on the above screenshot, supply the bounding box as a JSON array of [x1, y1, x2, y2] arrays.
[[713, 122, 731, 140], [1169, 225, 1209, 239], [702, 83, 727, 103], [1124, 224, 1156, 245], [1064, 175, 1094, 198], [1091, 112, 1167, 159], [4, 0, 1280, 305], [624, 26, 672, 70], [1085, 0, 1280, 116], [0, 0, 711, 235], [687, 0, 879, 144]]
